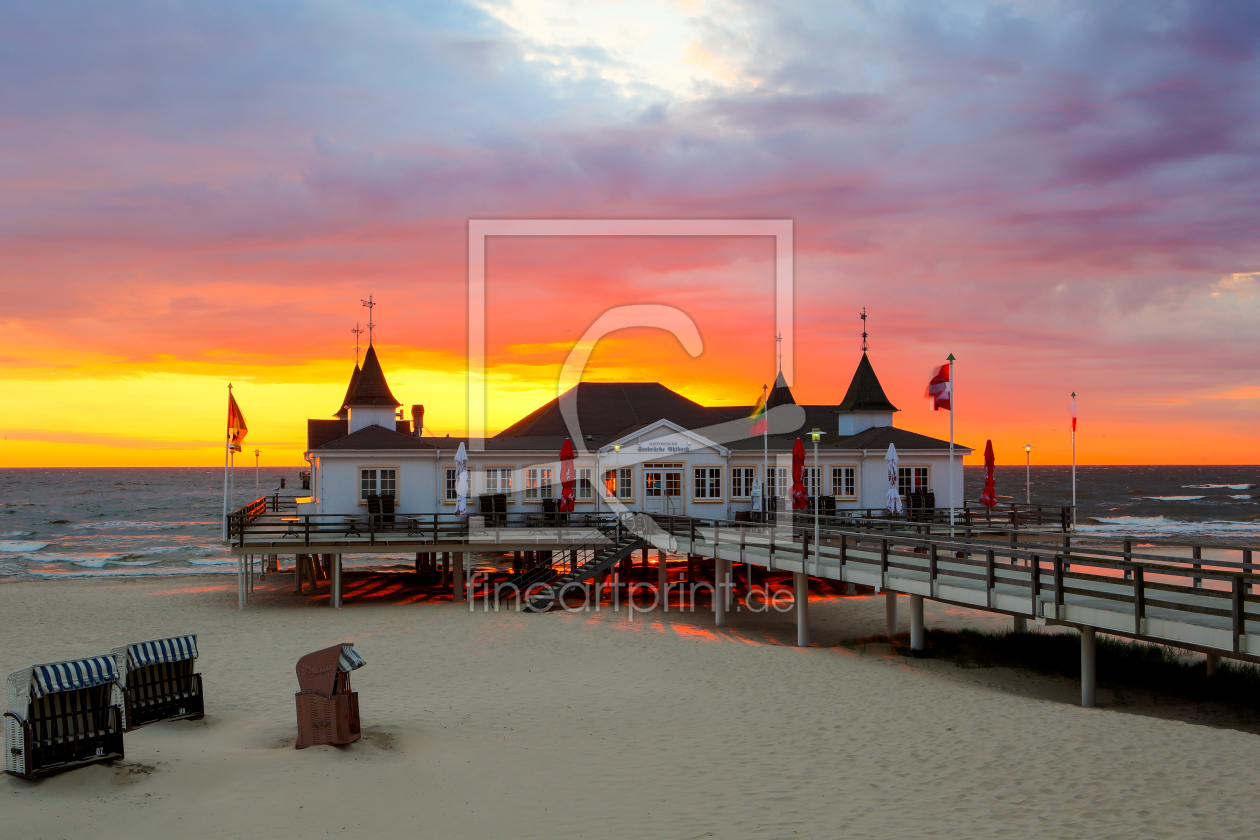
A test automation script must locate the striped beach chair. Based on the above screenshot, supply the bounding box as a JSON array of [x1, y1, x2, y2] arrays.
[[294, 643, 366, 749], [110, 635, 204, 731], [4, 655, 126, 779]]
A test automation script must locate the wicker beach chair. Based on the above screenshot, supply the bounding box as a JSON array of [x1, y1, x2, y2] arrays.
[[4, 655, 125, 779], [294, 643, 366, 750], [110, 635, 203, 731]]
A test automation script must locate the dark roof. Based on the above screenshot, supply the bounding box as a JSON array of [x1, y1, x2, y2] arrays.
[[315, 424, 437, 451], [494, 382, 729, 443], [838, 425, 970, 452], [346, 345, 400, 407], [308, 418, 348, 451], [766, 370, 796, 408], [335, 364, 361, 419], [836, 353, 898, 413]]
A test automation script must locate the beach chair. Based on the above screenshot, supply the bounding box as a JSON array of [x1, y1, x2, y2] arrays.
[[294, 643, 366, 750], [110, 635, 203, 731], [4, 655, 125, 779]]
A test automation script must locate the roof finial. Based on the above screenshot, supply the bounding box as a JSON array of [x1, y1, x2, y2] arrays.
[[775, 331, 783, 372], [351, 323, 364, 365], [860, 307, 868, 353], [360, 295, 377, 344]]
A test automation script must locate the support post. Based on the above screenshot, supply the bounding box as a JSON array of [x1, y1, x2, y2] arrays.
[[1081, 627, 1096, 707], [332, 554, 342, 609], [453, 552, 465, 602], [909, 594, 924, 651], [794, 571, 809, 647], [885, 590, 897, 636], [1013, 616, 1028, 633], [1206, 653, 1221, 677], [237, 556, 245, 610], [294, 554, 304, 594], [657, 550, 668, 610], [715, 558, 727, 628]]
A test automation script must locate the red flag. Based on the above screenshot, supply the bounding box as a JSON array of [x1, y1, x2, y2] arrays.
[[925, 363, 951, 411], [227, 391, 248, 452], [749, 389, 768, 436], [1071, 394, 1077, 432], [980, 440, 997, 508], [790, 438, 809, 510], [557, 438, 576, 512]]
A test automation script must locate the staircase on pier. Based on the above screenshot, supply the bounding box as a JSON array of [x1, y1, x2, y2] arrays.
[[509, 523, 646, 613]]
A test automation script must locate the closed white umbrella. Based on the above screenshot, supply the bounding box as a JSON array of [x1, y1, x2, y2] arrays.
[[455, 441, 469, 517], [885, 443, 904, 515]]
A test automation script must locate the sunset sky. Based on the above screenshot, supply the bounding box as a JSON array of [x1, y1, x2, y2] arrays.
[[2, 1, 1258, 467]]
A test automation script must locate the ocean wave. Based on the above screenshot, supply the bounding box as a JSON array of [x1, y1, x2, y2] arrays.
[[22, 566, 235, 580], [71, 520, 212, 531], [1182, 484, 1255, 490], [0, 541, 50, 553], [1, 531, 35, 538], [187, 558, 236, 566], [1080, 516, 1260, 534], [1143, 495, 1206, 501], [1230, 495, 1254, 500], [18, 552, 130, 566]]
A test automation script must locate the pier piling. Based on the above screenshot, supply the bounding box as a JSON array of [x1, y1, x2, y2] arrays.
[[1081, 627, 1096, 707]]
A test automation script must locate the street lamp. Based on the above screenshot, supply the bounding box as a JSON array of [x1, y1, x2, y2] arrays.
[[254, 448, 261, 495], [1025, 444, 1031, 505], [809, 428, 822, 575]]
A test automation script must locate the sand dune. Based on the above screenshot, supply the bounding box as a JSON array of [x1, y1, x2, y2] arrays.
[[4, 575, 1258, 839]]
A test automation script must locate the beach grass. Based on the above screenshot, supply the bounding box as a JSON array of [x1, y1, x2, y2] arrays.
[[852, 628, 1260, 712]]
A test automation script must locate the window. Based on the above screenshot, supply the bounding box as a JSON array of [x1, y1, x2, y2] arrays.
[[803, 466, 822, 497], [898, 466, 930, 497], [525, 467, 553, 500], [694, 467, 722, 500], [831, 466, 857, 498], [604, 468, 633, 500], [484, 468, 513, 496], [578, 468, 593, 500], [360, 468, 397, 502], [731, 467, 756, 498], [767, 466, 789, 498], [444, 468, 458, 501]]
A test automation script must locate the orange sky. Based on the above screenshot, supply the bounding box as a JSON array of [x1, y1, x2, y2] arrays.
[[2, 3, 1258, 467]]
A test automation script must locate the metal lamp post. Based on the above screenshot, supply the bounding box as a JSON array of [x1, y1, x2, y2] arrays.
[[810, 428, 822, 575], [1025, 444, 1031, 505], [254, 449, 260, 495]]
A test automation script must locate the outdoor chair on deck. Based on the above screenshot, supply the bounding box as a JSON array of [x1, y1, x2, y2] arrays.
[[5, 655, 125, 779], [110, 635, 204, 730], [493, 494, 508, 526], [294, 644, 366, 749]]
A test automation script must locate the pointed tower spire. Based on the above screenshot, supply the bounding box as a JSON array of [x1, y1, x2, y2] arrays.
[[347, 345, 400, 407], [334, 363, 361, 419]]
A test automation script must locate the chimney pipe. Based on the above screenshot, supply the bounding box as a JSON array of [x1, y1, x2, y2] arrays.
[[411, 404, 424, 437]]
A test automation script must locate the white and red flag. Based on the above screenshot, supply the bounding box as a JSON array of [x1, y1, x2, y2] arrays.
[[925, 363, 951, 411], [1071, 393, 1077, 432]]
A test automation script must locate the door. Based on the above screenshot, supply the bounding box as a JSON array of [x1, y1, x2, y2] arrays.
[[644, 471, 664, 512], [663, 470, 683, 515]]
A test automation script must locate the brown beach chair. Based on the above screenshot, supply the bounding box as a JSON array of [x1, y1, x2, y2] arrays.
[[294, 643, 366, 749], [110, 635, 204, 731], [4, 655, 125, 779]]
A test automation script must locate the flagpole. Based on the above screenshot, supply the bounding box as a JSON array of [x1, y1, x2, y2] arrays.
[[762, 384, 769, 512], [222, 383, 232, 542], [1071, 391, 1077, 530], [947, 353, 955, 538]]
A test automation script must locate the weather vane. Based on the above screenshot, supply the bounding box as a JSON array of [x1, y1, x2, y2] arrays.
[[860, 307, 868, 353], [351, 323, 365, 365], [775, 332, 783, 371], [360, 295, 376, 344]]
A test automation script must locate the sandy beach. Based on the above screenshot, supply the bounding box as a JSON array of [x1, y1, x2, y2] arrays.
[[4, 573, 1259, 839]]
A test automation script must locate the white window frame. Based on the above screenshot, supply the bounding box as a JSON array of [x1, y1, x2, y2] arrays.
[[444, 467, 458, 503], [483, 467, 514, 497], [577, 467, 593, 500], [359, 465, 399, 504], [767, 466, 789, 499], [831, 466, 857, 499], [898, 466, 931, 497], [692, 466, 723, 501], [525, 467, 554, 501], [803, 466, 822, 498], [730, 466, 756, 499], [603, 467, 634, 501]]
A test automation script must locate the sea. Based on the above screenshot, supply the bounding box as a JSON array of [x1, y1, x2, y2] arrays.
[[0, 466, 1258, 582]]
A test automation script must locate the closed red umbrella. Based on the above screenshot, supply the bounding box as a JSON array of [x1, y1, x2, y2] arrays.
[[790, 438, 809, 510], [980, 440, 997, 508], [558, 438, 576, 512]]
